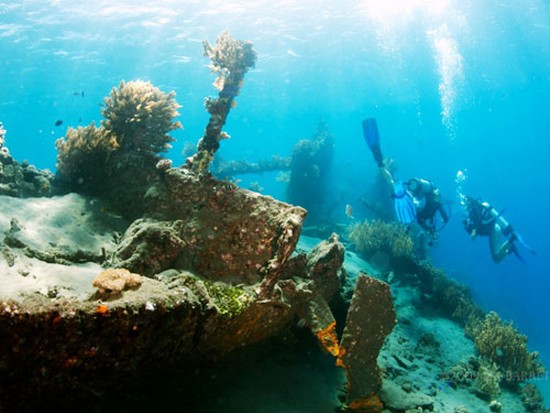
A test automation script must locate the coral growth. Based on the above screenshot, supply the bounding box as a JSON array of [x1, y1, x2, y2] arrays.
[[92, 268, 142, 296], [0, 121, 6, 149], [187, 31, 257, 173], [430, 271, 485, 326], [521, 383, 547, 412], [55, 123, 117, 192], [55, 80, 181, 217], [56, 81, 180, 184], [204, 281, 252, 318], [475, 359, 501, 397], [348, 219, 414, 260], [101, 80, 180, 154], [472, 311, 545, 384], [0, 123, 55, 197]]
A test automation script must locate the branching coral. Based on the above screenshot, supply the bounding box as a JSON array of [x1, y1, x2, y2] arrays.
[[430, 272, 485, 326], [101, 80, 181, 154], [521, 383, 546, 412], [55, 123, 117, 192], [55, 81, 182, 216], [475, 358, 501, 397], [348, 219, 414, 260], [472, 311, 545, 383], [187, 31, 257, 174], [56, 81, 181, 183]]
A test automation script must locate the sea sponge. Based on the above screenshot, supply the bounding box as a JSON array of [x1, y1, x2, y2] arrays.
[[472, 311, 545, 383], [92, 268, 142, 295]]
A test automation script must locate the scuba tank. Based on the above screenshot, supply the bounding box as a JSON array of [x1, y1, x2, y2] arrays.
[[407, 178, 434, 196], [481, 202, 513, 236]]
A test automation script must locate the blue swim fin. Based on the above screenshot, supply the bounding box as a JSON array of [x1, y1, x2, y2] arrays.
[[362, 118, 384, 168], [515, 233, 536, 255], [393, 182, 416, 224], [511, 246, 526, 263]]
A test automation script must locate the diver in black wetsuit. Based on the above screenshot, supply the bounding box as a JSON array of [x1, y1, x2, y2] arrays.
[[406, 177, 450, 239], [462, 196, 535, 263]]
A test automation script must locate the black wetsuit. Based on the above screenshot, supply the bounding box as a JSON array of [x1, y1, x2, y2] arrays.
[[463, 198, 493, 236], [411, 179, 449, 233]]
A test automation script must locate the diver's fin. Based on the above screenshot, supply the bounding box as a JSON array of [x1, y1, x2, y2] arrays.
[[516, 233, 536, 255], [393, 182, 416, 224], [362, 118, 384, 168], [511, 245, 527, 263]]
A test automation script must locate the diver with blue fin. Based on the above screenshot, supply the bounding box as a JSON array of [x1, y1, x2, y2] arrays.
[[362, 117, 450, 237], [462, 196, 536, 263]]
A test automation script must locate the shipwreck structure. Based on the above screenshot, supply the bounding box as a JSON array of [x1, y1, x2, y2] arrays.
[[0, 33, 397, 412]]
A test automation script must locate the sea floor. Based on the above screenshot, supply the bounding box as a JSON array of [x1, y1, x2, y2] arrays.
[[0, 192, 545, 412], [77, 235, 543, 413]]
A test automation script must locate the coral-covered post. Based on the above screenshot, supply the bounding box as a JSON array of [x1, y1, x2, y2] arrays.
[[187, 31, 257, 174]]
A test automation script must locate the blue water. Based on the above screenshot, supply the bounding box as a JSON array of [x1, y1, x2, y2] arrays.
[[1, 0, 549, 404]]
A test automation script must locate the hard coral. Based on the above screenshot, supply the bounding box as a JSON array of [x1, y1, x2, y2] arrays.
[[55, 123, 117, 192], [348, 219, 414, 261], [521, 383, 546, 412], [102, 80, 181, 154], [475, 359, 501, 397], [55, 80, 182, 217], [472, 311, 545, 384], [188, 32, 257, 174], [56, 81, 180, 184], [203, 31, 257, 90], [92, 268, 142, 296]]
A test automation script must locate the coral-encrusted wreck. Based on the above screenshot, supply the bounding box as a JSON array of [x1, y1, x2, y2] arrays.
[[0, 32, 396, 412]]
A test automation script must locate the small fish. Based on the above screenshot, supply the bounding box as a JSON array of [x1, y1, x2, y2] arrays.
[[345, 204, 354, 219], [54, 120, 63, 127], [73, 91, 85, 97]]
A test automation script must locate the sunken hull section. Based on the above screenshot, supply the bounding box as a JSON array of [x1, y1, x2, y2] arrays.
[[0, 171, 343, 410]]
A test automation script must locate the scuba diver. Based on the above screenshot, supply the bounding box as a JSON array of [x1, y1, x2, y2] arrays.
[[407, 177, 450, 237], [362, 118, 450, 240], [462, 196, 536, 263]]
